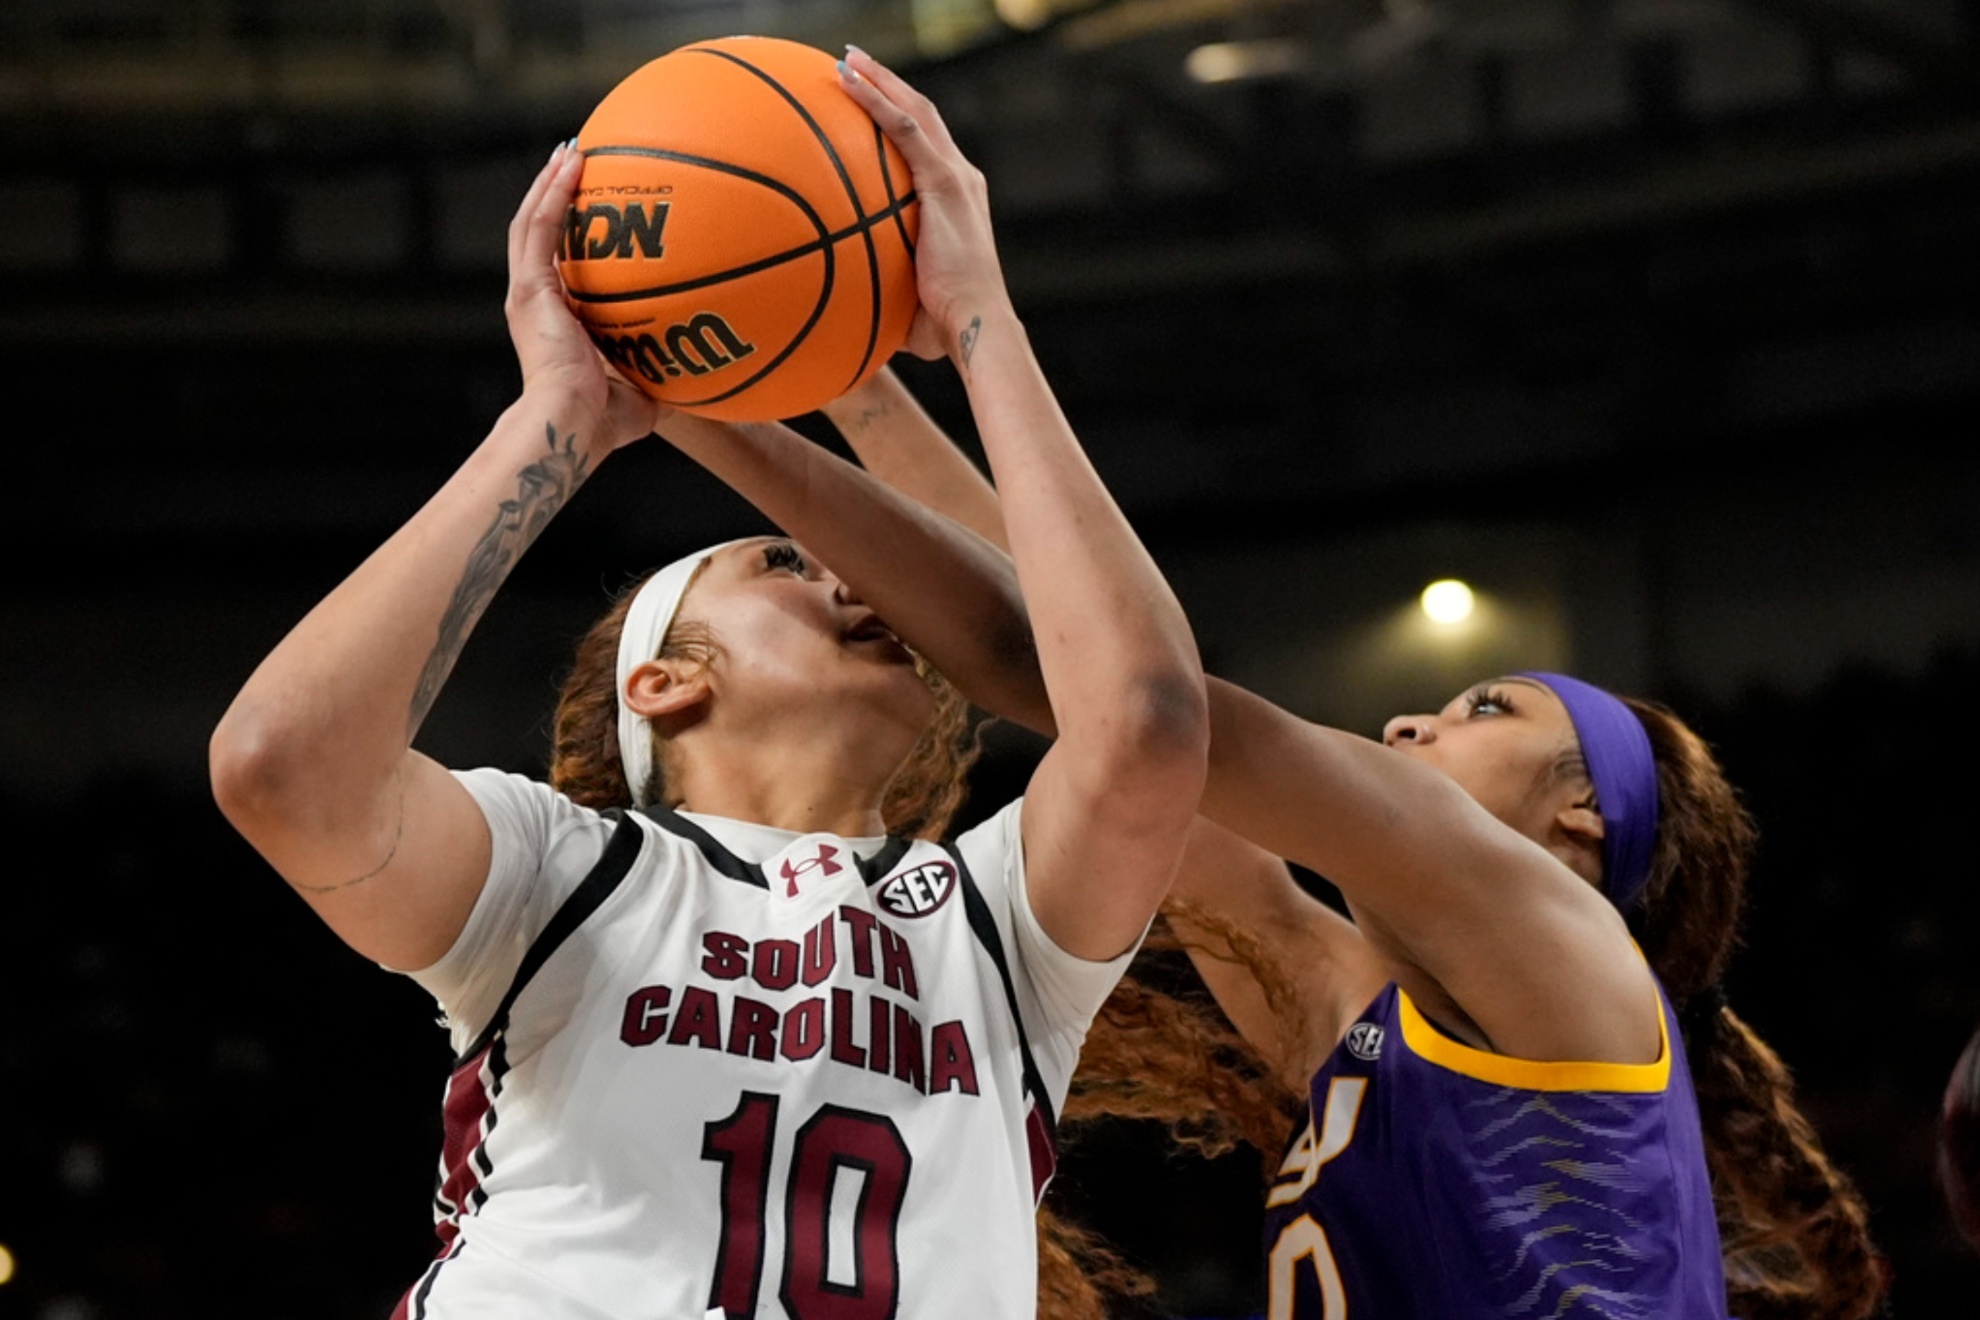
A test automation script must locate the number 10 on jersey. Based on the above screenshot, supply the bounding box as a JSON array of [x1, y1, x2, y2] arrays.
[[703, 1092, 912, 1319]]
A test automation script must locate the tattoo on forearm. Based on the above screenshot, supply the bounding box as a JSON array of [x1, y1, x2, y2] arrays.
[[840, 400, 893, 436], [959, 315, 982, 369], [408, 422, 590, 736]]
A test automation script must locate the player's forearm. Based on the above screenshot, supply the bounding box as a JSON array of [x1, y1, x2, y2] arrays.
[[1200, 677, 1461, 889], [820, 368, 1010, 552], [211, 387, 607, 830], [1203, 679, 1668, 1067], [1202, 676, 1592, 963], [653, 408, 1055, 733], [954, 304, 1207, 769]]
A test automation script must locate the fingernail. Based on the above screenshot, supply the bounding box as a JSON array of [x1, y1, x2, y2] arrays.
[[837, 59, 859, 83], [845, 43, 866, 57]]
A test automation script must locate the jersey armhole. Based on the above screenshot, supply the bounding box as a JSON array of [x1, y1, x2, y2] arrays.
[[1394, 986, 1672, 1093]]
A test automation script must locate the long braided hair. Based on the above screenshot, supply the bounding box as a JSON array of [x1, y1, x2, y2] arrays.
[[1043, 697, 1888, 1320], [1624, 697, 1888, 1320]]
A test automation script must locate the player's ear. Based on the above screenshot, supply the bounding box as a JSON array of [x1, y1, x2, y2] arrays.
[[624, 659, 711, 721], [1556, 797, 1604, 845], [1552, 796, 1606, 887]]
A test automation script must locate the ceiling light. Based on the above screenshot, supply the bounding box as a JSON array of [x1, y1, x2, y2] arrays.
[[1185, 38, 1309, 84], [1420, 578, 1475, 625]]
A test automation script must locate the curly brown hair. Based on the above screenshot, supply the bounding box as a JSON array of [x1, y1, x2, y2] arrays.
[[1037, 911, 1308, 1318], [1042, 695, 1889, 1320]]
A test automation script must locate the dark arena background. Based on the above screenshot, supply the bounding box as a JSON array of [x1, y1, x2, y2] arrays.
[[3, 1, 1978, 1317]]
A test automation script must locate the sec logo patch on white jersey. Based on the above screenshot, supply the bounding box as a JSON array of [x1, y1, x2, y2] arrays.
[[876, 860, 957, 919]]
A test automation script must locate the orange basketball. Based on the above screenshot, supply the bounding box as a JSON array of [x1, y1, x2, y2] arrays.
[[563, 36, 920, 422]]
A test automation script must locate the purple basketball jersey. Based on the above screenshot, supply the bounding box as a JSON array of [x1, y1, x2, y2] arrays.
[[1259, 981, 1727, 1319]]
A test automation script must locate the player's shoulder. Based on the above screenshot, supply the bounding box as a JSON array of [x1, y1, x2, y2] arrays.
[[452, 767, 633, 871], [949, 796, 1024, 859], [454, 766, 598, 822]]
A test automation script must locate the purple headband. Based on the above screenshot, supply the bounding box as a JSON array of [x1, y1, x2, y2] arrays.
[[1519, 672, 1660, 913]]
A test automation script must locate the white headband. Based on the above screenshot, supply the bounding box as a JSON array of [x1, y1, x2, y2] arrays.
[[615, 539, 751, 807]]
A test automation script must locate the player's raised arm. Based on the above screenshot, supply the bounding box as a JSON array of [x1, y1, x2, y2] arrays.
[[669, 349, 1644, 1064], [820, 366, 1010, 553], [837, 47, 1207, 961], [806, 354, 1650, 1063], [649, 408, 1051, 735], [1197, 674, 1658, 1065], [812, 373, 1393, 1073], [817, 373, 1390, 1069], [207, 144, 666, 971]]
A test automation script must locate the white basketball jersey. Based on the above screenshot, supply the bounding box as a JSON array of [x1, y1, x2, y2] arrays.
[[389, 769, 1129, 1320]]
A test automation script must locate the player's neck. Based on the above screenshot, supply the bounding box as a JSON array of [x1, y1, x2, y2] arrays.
[[664, 730, 896, 839]]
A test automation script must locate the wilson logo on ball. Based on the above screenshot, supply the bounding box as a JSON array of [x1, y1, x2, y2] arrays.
[[562, 201, 671, 261], [875, 862, 957, 919], [593, 313, 757, 383]]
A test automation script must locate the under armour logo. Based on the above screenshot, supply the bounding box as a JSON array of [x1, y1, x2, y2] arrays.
[[780, 844, 843, 897]]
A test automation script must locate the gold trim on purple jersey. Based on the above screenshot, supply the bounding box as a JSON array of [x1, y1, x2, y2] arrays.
[[1395, 985, 1672, 1093]]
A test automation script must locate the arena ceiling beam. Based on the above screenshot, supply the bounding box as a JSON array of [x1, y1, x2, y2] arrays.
[[1728, 0, 1977, 89]]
